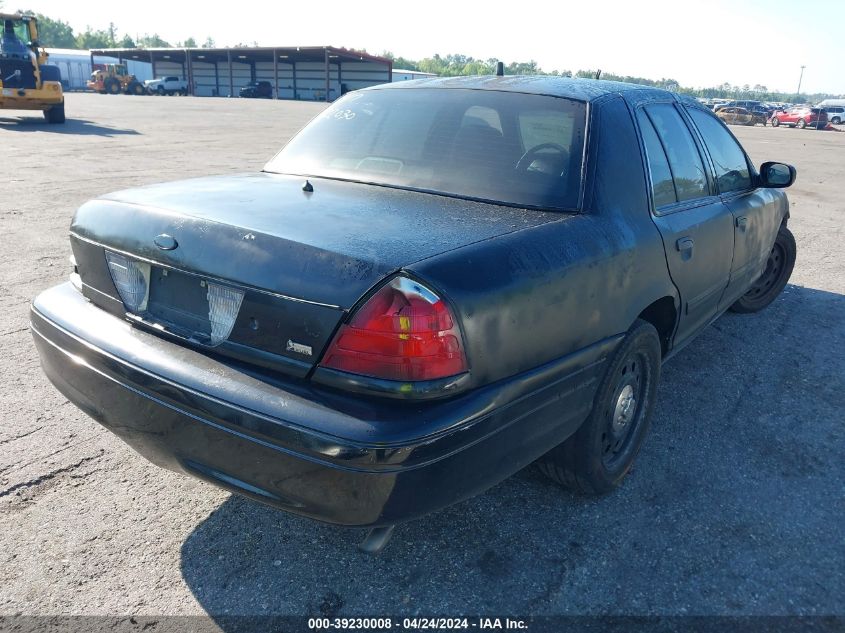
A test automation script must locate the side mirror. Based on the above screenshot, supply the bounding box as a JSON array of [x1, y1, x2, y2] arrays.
[[759, 161, 796, 188]]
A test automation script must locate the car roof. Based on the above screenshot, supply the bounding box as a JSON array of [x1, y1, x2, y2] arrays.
[[368, 75, 679, 103]]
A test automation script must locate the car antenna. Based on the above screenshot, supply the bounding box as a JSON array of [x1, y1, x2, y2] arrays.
[[595, 69, 602, 80], [496, 61, 504, 77]]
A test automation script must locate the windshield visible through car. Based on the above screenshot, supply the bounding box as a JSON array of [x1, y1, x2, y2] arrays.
[[264, 88, 587, 210]]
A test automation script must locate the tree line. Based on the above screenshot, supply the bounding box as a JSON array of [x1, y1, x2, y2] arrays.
[[382, 52, 841, 103], [18, 9, 214, 50]]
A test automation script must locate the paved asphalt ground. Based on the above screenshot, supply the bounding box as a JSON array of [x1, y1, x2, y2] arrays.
[[0, 94, 843, 619]]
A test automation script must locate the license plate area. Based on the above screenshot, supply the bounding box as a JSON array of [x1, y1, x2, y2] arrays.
[[146, 268, 213, 342]]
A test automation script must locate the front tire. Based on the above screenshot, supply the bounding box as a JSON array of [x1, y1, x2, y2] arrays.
[[729, 226, 796, 314], [105, 79, 121, 94], [771, 117, 780, 127], [537, 319, 661, 495]]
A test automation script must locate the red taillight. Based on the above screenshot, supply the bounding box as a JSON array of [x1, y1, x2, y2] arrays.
[[321, 277, 468, 382]]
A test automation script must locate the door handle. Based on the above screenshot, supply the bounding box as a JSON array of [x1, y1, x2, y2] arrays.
[[736, 216, 748, 231], [676, 237, 695, 252]]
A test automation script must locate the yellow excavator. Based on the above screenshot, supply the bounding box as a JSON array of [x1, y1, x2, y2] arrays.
[[0, 13, 65, 123]]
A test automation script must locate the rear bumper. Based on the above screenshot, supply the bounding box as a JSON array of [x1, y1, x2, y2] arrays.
[[31, 283, 613, 527]]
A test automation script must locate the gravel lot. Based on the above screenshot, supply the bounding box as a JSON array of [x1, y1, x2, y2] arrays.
[[1, 93, 843, 619]]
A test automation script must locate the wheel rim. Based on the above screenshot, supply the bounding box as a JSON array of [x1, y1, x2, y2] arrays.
[[744, 241, 785, 300], [601, 352, 649, 469]]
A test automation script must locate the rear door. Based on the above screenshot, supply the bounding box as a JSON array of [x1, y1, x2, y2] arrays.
[[636, 103, 734, 348], [684, 106, 783, 309]]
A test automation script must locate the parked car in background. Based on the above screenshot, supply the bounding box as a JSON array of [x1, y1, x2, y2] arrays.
[[716, 106, 755, 125], [144, 76, 188, 95], [771, 106, 829, 129], [31, 77, 797, 549], [239, 80, 272, 98], [714, 99, 762, 113], [822, 106, 844, 124], [710, 98, 731, 111]]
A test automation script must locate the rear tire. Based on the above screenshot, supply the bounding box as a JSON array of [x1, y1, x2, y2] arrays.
[[130, 82, 145, 95], [797, 118, 806, 129], [43, 100, 65, 124], [729, 226, 796, 314], [537, 319, 661, 495], [832, 116, 842, 125]]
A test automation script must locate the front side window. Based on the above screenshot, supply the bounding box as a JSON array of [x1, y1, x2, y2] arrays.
[[687, 107, 752, 194], [264, 88, 587, 210], [643, 104, 709, 203]]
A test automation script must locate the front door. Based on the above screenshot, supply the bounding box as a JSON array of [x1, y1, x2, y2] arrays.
[[636, 103, 734, 348], [684, 106, 784, 309]]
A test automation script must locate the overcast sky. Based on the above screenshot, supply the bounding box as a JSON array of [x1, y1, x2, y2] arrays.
[[21, 0, 845, 94]]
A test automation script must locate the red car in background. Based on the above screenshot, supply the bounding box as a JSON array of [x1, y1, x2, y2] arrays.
[[771, 106, 829, 129]]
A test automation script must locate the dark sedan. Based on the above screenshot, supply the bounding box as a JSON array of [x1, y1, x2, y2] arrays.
[[31, 77, 797, 552], [239, 80, 272, 98]]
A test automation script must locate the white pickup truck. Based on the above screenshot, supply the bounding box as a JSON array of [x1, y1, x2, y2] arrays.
[[144, 76, 188, 95]]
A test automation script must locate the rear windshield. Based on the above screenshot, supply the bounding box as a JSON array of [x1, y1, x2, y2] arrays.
[[264, 88, 587, 210]]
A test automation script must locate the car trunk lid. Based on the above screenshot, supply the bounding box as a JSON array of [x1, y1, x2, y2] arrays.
[[70, 172, 563, 375]]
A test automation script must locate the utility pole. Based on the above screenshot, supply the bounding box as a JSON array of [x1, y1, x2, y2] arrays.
[[796, 65, 806, 99]]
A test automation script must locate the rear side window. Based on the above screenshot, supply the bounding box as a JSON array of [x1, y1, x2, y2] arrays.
[[687, 108, 752, 194], [643, 104, 709, 203], [637, 111, 677, 209]]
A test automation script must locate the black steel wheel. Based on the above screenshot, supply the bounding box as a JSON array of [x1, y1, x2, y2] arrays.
[[729, 226, 796, 314], [537, 319, 661, 495]]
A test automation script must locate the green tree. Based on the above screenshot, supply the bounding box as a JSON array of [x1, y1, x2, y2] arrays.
[[75, 27, 113, 49], [118, 34, 135, 48], [380, 50, 418, 71], [202, 36, 215, 48], [183, 36, 197, 48], [19, 11, 77, 47], [136, 33, 171, 48]]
